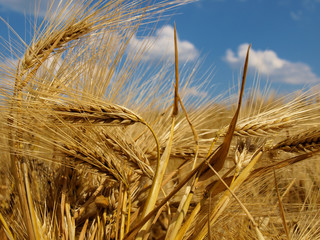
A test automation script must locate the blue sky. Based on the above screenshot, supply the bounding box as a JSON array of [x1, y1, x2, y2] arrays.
[[173, 0, 320, 93], [0, 0, 319, 96]]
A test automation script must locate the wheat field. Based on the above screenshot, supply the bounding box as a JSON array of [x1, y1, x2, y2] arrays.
[[0, 0, 320, 239]]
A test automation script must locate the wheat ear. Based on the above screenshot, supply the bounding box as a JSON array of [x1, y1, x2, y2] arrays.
[[272, 129, 320, 153], [52, 103, 144, 125], [225, 117, 292, 137]]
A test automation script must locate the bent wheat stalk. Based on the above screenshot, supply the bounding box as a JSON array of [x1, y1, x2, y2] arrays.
[[52, 102, 160, 183]]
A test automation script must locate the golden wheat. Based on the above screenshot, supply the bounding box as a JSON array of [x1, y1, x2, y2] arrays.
[[0, 0, 320, 239], [272, 129, 320, 153]]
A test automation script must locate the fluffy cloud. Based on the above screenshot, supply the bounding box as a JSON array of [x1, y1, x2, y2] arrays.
[[0, 0, 49, 16], [290, 11, 303, 21], [128, 25, 199, 62], [224, 43, 320, 84], [183, 86, 208, 98], [0, 0, 74, 18]]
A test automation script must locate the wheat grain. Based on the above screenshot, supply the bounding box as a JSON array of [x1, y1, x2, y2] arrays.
[[21, 23, 91, 74], [272, 129, 320, 153], [52, 102, 144, 125], [102, 130, 154, 179], [228, 117, 293, 137]]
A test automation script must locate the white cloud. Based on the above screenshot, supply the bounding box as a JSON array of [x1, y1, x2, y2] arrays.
[[290, 11, 303, 21], [0, 0, 75, 18], [128, 25, 199, 62], [195, 0, 224, 8], [0, 0, 50, 17], [183, 86, 208, 98], [224, 43, 320, 84]]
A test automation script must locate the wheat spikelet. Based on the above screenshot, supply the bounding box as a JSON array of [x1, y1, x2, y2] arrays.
[[21, 23, 91, 74], [56, 127, 153, 193], [51, 102, 161, 173], [102, 130, 154, 179], [19, 0, 156, 75], [272, 129, 320, 153], [218, 87, 320, 139], [228, 117, 293, 137], [17, 0, 179, 94], [52, 102, 144, 125], [61, 141, 124, 181]]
